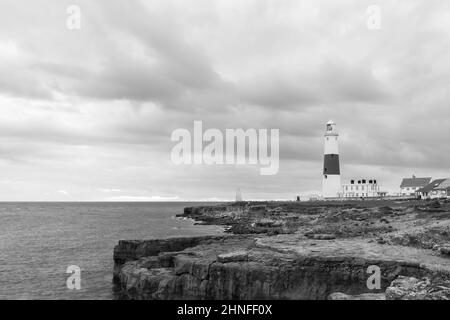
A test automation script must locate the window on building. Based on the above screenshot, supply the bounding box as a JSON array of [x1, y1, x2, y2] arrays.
[[362, 179, 366, 184]]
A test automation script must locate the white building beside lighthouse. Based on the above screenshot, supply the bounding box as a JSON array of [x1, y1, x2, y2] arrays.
[[341, 179, 387, 198], [322, 120, 341, 198]]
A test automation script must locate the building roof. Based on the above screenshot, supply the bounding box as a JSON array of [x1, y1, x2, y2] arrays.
[[435, 178, 450, 190], [417, 179, 446, 193], [400, 177, 432, 188]]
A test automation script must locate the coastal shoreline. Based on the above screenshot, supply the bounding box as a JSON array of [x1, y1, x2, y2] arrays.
[[113, 199, 450, 300]]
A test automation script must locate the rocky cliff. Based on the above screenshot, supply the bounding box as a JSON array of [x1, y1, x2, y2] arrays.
[[113, 200, 450, 300]]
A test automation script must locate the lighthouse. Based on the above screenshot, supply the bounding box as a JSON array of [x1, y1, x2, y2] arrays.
[[322, 120, 341, 198]]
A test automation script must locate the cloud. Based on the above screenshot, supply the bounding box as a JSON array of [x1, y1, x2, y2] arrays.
[[98, 188, 122, 193], [104, 195, 180, 202], [0, 0, 449, 200]]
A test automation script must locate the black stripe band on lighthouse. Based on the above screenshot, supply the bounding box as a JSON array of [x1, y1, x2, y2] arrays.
[[322, 120, 341, 198]]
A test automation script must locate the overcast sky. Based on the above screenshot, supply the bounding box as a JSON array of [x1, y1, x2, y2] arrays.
[[0, 0, 449, 201]]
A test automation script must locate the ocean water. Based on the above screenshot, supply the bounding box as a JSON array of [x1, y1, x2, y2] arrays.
[[0, 202, 224, 300]]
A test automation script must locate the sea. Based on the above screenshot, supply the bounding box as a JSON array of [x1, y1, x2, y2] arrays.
[[0, 202, 224, 300]]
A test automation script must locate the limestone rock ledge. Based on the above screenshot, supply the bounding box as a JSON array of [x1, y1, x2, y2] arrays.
[[113, 235, 233, 283], [328, 292, 386, 300], [113, 234, 450, 300]]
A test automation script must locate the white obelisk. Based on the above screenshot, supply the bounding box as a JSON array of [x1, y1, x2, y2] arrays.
[[235, 188, 243, 202], [322, 120, 341, 198]]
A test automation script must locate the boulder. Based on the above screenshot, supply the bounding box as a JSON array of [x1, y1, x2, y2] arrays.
[[386, 276, 450, 300], [439, 245, 450, 256]]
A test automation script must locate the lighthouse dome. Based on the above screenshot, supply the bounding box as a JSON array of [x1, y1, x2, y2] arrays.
[[325, 120, 338, 136]]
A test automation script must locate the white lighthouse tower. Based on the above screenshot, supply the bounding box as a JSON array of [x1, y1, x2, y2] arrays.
[[322, 120, 341, 198]]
